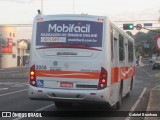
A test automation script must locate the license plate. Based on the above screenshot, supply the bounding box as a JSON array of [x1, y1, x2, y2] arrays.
[[60, 82, 73, 88]]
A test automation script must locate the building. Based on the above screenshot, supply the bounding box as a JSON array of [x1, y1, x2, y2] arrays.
[[0, 24, 32, 68]]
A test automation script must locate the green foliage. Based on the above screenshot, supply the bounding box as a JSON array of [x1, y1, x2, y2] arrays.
[[134, 29, 160, 56]]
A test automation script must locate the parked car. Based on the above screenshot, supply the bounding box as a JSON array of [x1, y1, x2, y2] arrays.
[[152, 61, 160, 70], [150, 57, 156, 64]]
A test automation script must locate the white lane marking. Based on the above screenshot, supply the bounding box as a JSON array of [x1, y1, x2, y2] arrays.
[[13, 104, 55, 120], [137, 67, 153, 77], [11, 82, 28, 87], [125, 87, 147, 120], [135, 77, 151, 80], [0, 82, 28, 87], [0, 89, 27, 97], [0, 82, 14, 85], [35, 103, 55, 111], [0, 88, 8, 90], [19, 82, 28, 85], [154, 72, 160, 77]]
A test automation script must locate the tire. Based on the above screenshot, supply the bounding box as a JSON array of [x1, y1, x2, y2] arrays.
[[126, 77, 133, 97], [112, 84, 122, 110], [126, 92, 130, 97], [54, 101, 73, 108], [130, 77, 133, 90], [116, 87, 122, 110]]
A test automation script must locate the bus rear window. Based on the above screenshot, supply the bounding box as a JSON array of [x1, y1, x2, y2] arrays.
[[36, 20, 103, 48]]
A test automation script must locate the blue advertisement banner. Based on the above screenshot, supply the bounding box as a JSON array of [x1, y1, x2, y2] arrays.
[[36, 20, 103, 47], [144, 43, 150, 48]]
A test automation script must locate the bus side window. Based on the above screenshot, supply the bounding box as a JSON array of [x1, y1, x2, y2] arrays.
[[119, 34, 124, 61], [128, 41, 134, 62], [110, 27, 114, 61]]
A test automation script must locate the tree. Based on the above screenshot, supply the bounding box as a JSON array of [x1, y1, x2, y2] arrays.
[[134, 29, 160, 57]]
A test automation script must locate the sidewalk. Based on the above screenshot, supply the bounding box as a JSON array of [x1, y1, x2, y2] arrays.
[[0, 66, 28, 70], [145, 85, 160, 120], [0, 66, 28, 78]]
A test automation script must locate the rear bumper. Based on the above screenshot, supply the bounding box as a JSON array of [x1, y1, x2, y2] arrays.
[[153, 65, 160, 69], [28, 85, 110, 104]]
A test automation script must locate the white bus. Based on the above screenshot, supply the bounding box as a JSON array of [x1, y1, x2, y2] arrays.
[[28, 14, 136, 109]]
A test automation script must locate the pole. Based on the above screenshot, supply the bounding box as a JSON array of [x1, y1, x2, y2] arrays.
[[73, 0, 75, 14], [41, 0, 43, 14], [158, 9, 160, 23], [0, 35, 2, 69]]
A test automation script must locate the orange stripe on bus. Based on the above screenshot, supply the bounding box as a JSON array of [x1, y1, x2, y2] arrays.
[[111, 67, 119, 84], [111, 66, 135, 85], [36, 70, 100, 79]]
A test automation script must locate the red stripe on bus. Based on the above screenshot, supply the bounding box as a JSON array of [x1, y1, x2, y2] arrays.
[[36, 70, 100, 79]]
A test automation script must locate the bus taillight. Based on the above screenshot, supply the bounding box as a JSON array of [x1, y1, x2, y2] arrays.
[[30, 65, 37, 87], [98, 67, 107, 90]]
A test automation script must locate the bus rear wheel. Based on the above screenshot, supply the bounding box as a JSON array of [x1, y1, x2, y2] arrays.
[[116, 87, 122, 110], [112, 85, 122, 110], [112, 82, 123, 110]]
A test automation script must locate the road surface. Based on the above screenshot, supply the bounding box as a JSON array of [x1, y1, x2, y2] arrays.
[[0, 64, 159, 120]]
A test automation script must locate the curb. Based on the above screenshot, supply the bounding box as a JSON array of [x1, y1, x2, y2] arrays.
[[145, 86, 160, 120], [154, 73, 160, 77], [0, 66, 29, 79], [0, 66, 28, 70], [0, 67, 28, 79], [0, 73, 28, 79]]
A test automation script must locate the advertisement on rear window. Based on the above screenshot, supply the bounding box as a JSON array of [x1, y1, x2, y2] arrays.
[[36, 20, 103, 47]]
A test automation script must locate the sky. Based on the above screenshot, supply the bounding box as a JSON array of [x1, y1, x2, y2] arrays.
[[0, 0, 159, 24]]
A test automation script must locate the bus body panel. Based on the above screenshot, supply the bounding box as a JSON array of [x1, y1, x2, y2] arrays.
[[29, 85, 111, 103], [28, 14, 135, 108]]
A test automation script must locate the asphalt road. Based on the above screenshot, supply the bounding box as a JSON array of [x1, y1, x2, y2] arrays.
[[0, 63, 159, 120], [0, 67, 28, 74]]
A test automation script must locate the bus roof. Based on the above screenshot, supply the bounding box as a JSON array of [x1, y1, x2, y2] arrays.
[[110, 22, 134, 42], [34, 14, 134, 42], [35, 14, 107, 19]]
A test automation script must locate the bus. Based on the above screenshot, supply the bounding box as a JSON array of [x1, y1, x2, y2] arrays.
[[28, 14, 136, 110]]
